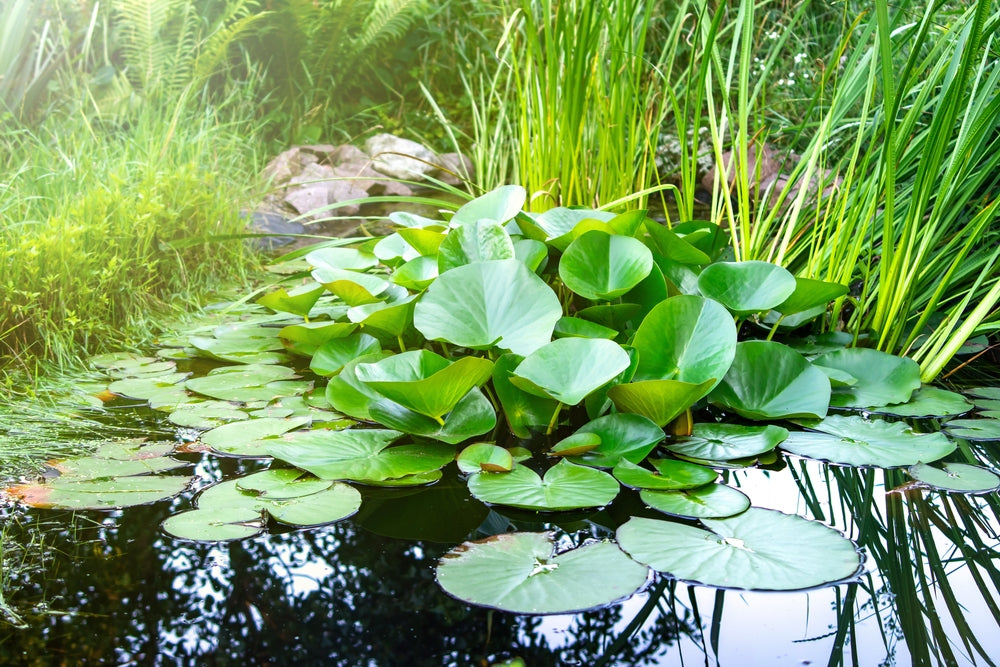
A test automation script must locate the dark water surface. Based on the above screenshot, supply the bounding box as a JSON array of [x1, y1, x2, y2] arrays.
[[3, 443, 999, 666]]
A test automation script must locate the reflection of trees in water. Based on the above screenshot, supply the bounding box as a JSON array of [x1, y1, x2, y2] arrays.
[[0, 499, 693, 665]]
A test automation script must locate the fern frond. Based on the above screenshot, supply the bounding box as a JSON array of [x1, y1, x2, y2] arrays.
[[358, 0, 425, 53]]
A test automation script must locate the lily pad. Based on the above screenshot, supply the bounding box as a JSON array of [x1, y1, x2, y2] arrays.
[[449, 185, 525, 227], [640, 484, 751, 519], [709, 340, 830, 420], [631, 295, 737, 386], [813, 348, 921, 408], [369, 388, 498, 444], [697, 261, 796, 315], [607, 378, 716, 427], [266, 429, 454, 482], [908, 462, 1000, 494], [305, 247, 379, 272], [468, 460, 620, 511], [256, 283, 325, 318], [773, 277, 848, 316], [782, 415, 955, 467], [436, 532, 649, 614], [186, 364, 309, 403], [355, 350, 494, 422], [438, 220, 515, 272], [414, 259, 562, 356], [867, 386, 973, 418], [510, 338, 630, 406], [491, 354, 561, 439], [665, 423, 788, 461], [168, 401, 248, 429], [8, 475, 192, 510], [564, 413, 665, 468], [457, 443, 514, 474], [391, 255, 439, 291], [310, 333, 382, 377], [943, 418, 1000, 441], [200, 416, 311, 457], [617, 509, 862, 591], [558, 231, 653, 301], [161, 506, 265, 542], [612, 458, 717, 490], [553, 317, 619, 340]]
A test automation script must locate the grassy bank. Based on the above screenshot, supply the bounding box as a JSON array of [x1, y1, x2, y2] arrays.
[[0, 98, 264, 383]]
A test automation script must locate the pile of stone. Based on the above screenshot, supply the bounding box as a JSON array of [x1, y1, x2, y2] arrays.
[[248, 133, 471, 246]]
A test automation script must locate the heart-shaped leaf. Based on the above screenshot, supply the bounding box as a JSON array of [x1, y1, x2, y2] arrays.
[[908, 462, 1000, 494], [559, 231, 653, 301], [457, 443, 515, 474], [438, 221, 515, 273], [564, 413, 664, 468], [449, 185, 525, 227], [612, 458, 717, 490], [813, 348, 921, 408], [697, 261, 796, 315], [369, 388, 497, 444], [640, 484, 751, 519], [414, 259, 562, 356], [665, 423, 788, 461], [436, 532, 648, 614], [867, 386, 972, 418], [256, 282, 325, 317], [617, 509, 862, 590], [468, 460, 619, 511], [782, 415, 955, 467], [491, 354, 561, 439], [510, 338, 630, 406], [310, 333, 382, 377], [608, 378, 716, 427], [200, 416, 311, 457]]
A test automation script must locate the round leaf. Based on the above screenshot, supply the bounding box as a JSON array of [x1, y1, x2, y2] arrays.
[[909, 462, 1000, 494], [814, 348, 921, 408], [414, 259, 562, 356], [867, 386, 972, 418], [565, 413, 665, 468], [510, 338, 630, 406], [943, 418, 1000, 441], [697, 261, 796, 315], [665, 423, 788, 461], [607, 378, 715, 427], [457, 443, 515, 474], [782, 415, 955, 467], [640, 484, 751, 519], [612, 458, 717, 490], [558, 231, 653, 301], [617, 509, 862, 591], [438, 221, 515, 273], [436, 532, 648, 614], [468, 460, 620, 511], [161, 507, 264, 542]]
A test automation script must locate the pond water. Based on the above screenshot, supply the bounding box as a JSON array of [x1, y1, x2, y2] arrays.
[[2, 425, 999, 666]]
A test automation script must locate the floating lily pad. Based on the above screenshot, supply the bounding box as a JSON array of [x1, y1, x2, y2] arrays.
[[782, 415, 955, 467], [108, 375, 190, 406], [640, 484, 751, 519], [867, 386, 973, 418], [168, 401, 248, 429], [266, 429, 454, 482], [564, 413, 665, 468], [909, 462, 1000, 494], [306, 247, 379, 272], [278, 321, 357, 356], [510, 338, 630, 406], [697, 261, 797, 315], [8, 475, 192, 510], [468, 460, 619, 511], [709, 341, 830, 420], [612, 458, 717, 490], [457, 443, 514, 474], [558, 231, 653, 301], [617, 509, 862, 591], [200, 416, 311, 457], [943, 418, 1000, 441], [414, 259, 562, 356], [369, 388, 497, 444], [814, 348, 921, 408], [186, 365, 309, 403], [665, 423, 788, 461], [161, 506, 265, 542], [256, 282, 325, 317], [631, 295, 737, 386], [189, 331, 289, 365], [436, 532, 649, 614], [965, 387, 1000, 400]]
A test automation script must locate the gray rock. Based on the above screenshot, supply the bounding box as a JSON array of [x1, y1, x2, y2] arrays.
[[364, 133, 436, 180]]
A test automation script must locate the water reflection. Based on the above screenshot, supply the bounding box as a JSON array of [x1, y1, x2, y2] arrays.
[[3, 445, 1000, 665]]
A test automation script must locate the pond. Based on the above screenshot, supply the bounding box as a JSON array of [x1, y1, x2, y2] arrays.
[[3, 186, 1000, 665]]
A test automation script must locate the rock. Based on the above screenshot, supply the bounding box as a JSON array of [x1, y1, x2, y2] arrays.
[[261, 147, 317, 185], [284, 163, 367, 218], [364, 133, 437, 180], [430, 153, 473, 185], [242, 211, 304, 251]]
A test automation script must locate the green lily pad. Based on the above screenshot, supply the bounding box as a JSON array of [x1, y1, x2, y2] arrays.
[[396, 227, 446, 254], [773, 277, 848, 316], [449, 185, 525, 227], [965, 387, 1000, 400], [643, 222, 711, 265], [867, 386, 973, 418], [186, 364, 309, 403], [510, 338, 630, 406], [553, 317, 619, 340], [324, 352, 394, 420], [313, 267, 390, 306], [558, 231, 653, 301], [612, 458, 717, 490], [7, 475, 192, 510], [414, 259, 562, 356], [782, 415, 955, 467], [549, 432, 602, 457], [908, 462, 1000, 494], [467, 460, 619, 511], [617, 509, 862, 591], [813, 348, 921, 408], [513, 238, 549, 272], [640, 484, 751, 519], [200, 416, 311, 457], [665, 423, 788, 461], [256, 282, 325, 318], [438, 220, 515, 273], [436, 532, 648, 615], [168, 401, 248, 429], [631, 295, 737, 385], [709, 340, 830, 420], [355, 350, 494, 422], [457, 443, 515, 474], [347, 294, 417, 339], [369, 388, 497, 444], [697, 261, 797, 315], [161, 506, 265, 542], [108, 375, 190, 406], [189, 329, 289, 365], [526, 207, 616, 243], [392, 255, 439, 291], [266, 429, 454, 482], [278, 321, 357, 356], [305, 247, 379, 272], [564, 413, 665, 468], [310, 333, 382, 377], [607, 378, 715, 427], [943, 418, 1000, 441]]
